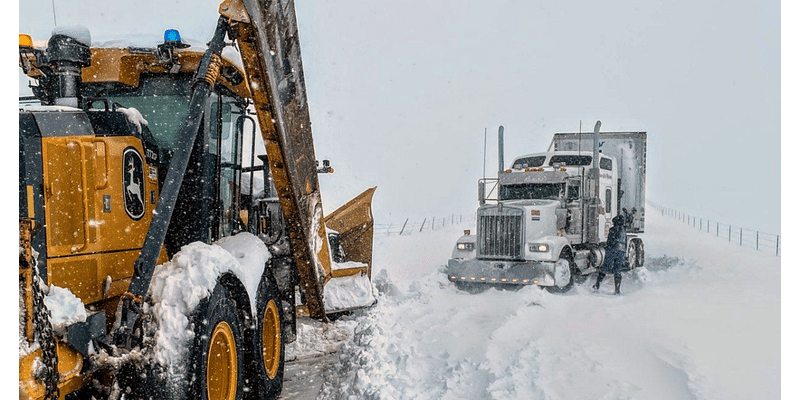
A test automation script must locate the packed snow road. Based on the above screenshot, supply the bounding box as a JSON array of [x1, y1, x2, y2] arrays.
[[283, 205, 779, 400]]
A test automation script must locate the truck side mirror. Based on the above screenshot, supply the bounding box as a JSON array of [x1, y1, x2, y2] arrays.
[[478, 181, 486, 206]]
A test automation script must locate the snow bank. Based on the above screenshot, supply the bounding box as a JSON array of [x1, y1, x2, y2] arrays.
[[316, 205, 780, 400], [148, 233, 269, 371], [285, 317, 357, 362]]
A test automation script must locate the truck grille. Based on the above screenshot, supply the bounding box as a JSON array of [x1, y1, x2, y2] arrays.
[[478, 207, 523, 259]]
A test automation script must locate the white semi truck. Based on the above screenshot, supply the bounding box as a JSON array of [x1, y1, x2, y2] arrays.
[[445, 122, 646, 292]]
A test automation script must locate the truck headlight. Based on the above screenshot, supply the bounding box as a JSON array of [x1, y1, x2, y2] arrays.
[[529, 243, 549, 252], [457, 242, 474, 251]]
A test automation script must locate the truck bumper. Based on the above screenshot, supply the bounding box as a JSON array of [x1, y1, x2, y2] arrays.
[[444, 258, 558, 286]]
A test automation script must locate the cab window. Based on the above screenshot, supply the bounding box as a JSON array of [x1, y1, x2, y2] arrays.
[[512, 156, 546, 169]]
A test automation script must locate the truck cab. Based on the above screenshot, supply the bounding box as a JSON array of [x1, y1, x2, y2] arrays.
[[502, 151, 619, 243]]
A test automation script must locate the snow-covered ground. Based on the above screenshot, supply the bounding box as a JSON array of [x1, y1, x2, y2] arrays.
[[286, 205, 780, 400]]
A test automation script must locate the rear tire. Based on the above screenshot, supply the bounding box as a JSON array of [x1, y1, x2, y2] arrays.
[[635, 239, 645, 268], [189, 280, 245, 400], [624, 240, 634, 270], [246, 269, 285, 399]]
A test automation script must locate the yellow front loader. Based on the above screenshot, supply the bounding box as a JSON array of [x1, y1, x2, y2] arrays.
[[19, 1, 375, 398]]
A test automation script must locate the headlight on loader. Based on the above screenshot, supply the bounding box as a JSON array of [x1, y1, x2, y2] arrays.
[[529, 243, 549, 252], [457, 242, 474, 251]]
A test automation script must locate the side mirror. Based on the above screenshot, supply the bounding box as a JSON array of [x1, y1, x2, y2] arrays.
[[478, 181, 486, 206]]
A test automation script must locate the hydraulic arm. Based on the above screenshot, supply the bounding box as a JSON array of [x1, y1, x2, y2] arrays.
[[221, 0, 333, 319]]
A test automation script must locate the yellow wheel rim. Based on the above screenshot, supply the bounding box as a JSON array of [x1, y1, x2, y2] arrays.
[[207, 321, 237, 400], [262, 300, 281, 379]]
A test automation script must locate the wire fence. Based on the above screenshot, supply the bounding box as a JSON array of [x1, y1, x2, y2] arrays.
[[376, 204, 781, 256], [649, 202, 780, 257], [375, 213, 477, 236]]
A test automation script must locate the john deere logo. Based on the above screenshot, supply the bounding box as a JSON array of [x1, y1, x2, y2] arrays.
[[123, 147, 145, 220]]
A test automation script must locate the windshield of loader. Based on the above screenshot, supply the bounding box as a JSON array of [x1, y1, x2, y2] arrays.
[[88, 75, 247, 237], [87, 75, 192, 150], [87, 75, 241, 153]]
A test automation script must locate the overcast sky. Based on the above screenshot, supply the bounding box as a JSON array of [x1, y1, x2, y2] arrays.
[[17, 0, 782, 234]]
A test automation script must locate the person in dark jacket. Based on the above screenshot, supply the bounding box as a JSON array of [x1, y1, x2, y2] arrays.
[[593, 214, 627, 294]]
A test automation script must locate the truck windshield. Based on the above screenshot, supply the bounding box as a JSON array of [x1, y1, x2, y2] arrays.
[[499, 183, 562, 200], [549, 155, 592, 166]]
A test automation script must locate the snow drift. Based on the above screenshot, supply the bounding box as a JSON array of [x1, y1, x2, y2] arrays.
[[284, 205, 779, 400]]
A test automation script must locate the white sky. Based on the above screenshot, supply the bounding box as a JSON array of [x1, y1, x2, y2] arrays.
[[15, 0, 783, 234]]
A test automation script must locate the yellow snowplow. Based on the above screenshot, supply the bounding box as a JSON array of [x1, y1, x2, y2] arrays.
[[19, 0, 375, 398]]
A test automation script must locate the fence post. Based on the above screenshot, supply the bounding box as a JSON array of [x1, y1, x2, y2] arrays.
[[739, 228, 743, 246], [728, 225, 731, 242], [419, 218, 427, 232], [432, 216, 435, 230], [756, 231, 759, 250], [777, 235, 780, 256], [399, 218, 409, 235]]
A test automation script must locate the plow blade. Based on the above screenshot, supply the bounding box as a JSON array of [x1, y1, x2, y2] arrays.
[[325, 187, 376, 278], [323, 187, 377, 314]]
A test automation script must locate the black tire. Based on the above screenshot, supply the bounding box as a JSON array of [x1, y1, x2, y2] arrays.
[[246, 269, 285, 400], [635, 239, 645, 268], [624, 239, 636, 271], [545, 249, 575, 293], [189, 280, 246, 400]]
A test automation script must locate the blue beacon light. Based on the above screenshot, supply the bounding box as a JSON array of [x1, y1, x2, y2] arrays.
[[164, 29, 182, 43]]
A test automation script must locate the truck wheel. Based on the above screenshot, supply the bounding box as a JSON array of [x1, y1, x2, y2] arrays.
[[635, 239, 645, 268], [624, 240, 636, 270], [247, 269, 285, 399], [546, 250, 575, 293], [190, 281, 245, 400]]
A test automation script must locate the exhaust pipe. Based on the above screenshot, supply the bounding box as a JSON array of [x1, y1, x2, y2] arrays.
[[585, 120, 602, 243], [47, 26, 92, 107], [593, 120, 600, 170], [498, 125, 504, 175]]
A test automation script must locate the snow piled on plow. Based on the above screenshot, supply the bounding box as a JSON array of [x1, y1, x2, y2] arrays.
[[304, 205, 779, 400], [324, 266, 376, 312]]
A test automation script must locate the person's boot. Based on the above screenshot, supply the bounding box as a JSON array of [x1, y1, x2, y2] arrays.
[[592, 272, 605, 290], [614, 276, 621, 295]]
